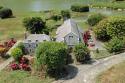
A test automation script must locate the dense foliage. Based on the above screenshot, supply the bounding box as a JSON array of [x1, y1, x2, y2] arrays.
[[17, 42, 26, 54], [94, 16, 125, 41], [61, 10, 71, 20], [87, 13, 105, 26], [71, 4, 89, 12], [73, 43, 90, 62], [50, 14, 61, 21], [106, 16, 125, 38], [0, 8, 13, 19], [105, 37, 125, 53], [11, 48, 23, 61], [35, 42, 68, 76], [94, 19, 111, 41], [23, 17, 46, 34]]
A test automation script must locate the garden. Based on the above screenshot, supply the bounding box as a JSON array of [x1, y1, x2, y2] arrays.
[[1, 0, 125, 82]]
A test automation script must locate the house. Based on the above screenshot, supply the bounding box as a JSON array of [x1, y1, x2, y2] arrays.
[[23, 34, 50, 54], [56, 19, 84, 47]]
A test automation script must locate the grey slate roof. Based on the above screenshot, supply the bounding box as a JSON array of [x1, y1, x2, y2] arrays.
[[56, 19, 83, 42], [24, 34, 50, 43]]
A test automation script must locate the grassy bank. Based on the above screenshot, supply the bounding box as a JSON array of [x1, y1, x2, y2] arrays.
[[96, 61, 125, 83], [91, 2, 125, 10], [0, 70, 53, 83]]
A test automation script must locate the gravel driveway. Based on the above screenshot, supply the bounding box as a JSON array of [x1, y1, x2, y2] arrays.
[[53, 52, 125, 83]]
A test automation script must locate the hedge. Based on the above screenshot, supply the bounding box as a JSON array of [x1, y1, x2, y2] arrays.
[[71, 4, 89, 12], [0, 8, 13, 19]]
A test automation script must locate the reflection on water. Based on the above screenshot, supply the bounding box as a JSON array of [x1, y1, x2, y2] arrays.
[[0, 0, 125, 16], [31, 0, 42, 11]]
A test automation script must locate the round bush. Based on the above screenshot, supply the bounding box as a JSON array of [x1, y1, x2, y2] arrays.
[[23, 17, 46, 34], [11, 48, 23, 61], [35, 42, 68, 76], [71, 4, 89, 12], [105, 37, 125, 53], [73, 43, 90, 62], [87, 13, 105, 26], [61, 10, 71, 20], [106, 16, 125, 38], [94, 19, 111, 41], [0, 8, 13, 19]]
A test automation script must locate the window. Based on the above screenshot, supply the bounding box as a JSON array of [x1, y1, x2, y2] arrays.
[[36, 40, 38, 42], [69, 36, 73, 38], [28, 40, 31, 42]]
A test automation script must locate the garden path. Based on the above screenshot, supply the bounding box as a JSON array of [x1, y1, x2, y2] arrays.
[[0, 57, 13, 71], [53, 52, 125, 83]]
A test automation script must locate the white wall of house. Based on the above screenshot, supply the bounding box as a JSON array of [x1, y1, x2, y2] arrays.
[[64, 33, 79, 46], [24, 42, 38, 54]]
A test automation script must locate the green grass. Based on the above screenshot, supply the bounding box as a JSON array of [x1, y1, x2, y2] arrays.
[[0, 70, 53, 83], [96, 61, 125, 83], [91, 2, 125, 10], [0, 10, 89, 42], [92, 50, 112, 60]]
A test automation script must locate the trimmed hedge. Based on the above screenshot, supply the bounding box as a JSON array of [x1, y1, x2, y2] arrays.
[[35, 42, 68, 76], [0, 8, 13, 19], [71, 4, 89, 12], [87, 13, 105, 26]]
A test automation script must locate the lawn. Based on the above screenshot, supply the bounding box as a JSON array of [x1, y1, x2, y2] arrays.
[[92, 50, 111, 60], [91, 1, 125, 10], [0, 70, 53, 83], [0, 10, 89, 42], [96, 61, 125, 83]]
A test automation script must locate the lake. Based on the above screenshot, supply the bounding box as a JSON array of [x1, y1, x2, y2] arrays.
[[0, 0, 110, 12]]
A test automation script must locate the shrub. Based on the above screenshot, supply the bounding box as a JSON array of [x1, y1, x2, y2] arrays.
[[23, 17, 46, 34], [17, 42, 25, 54], [106, 16, 125, 38], [105, 37, 125, 53], [35, 42, 68, 76], [10, 63, 20, 70], [50, 14, 61, 21], [0, 8, 13, 19], [73, 43, 90, 62], [115, 0, 124, 1], [94, 19, 111, 41], [0, 6, 3, 9], [71, 4, 89, 12], [11, 48, 23, 61], [61, 10, 71, 20], [87, 13, 105, 26]]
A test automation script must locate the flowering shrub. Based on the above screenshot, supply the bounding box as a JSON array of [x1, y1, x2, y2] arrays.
[[10, 63, 20, 70], [10, 57, 31, 71], [19, 57, 29, 64]]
